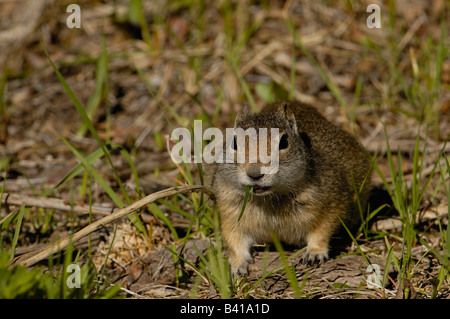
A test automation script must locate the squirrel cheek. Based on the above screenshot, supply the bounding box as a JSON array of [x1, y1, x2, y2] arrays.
[[236, 166, 251, 185]]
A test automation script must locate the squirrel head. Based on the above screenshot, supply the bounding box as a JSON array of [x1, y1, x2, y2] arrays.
[[219, 102, 308, 197], [234, 103, 298, 133]]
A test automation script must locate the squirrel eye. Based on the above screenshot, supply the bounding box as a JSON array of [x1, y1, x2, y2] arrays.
[[279, 134, 289, 150], [232, 136, 238, 151]]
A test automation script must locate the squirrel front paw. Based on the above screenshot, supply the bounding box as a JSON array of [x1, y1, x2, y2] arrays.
[[231, 261, 249, 276], [226, 236, 254, 277], [301, 227, 331, 265], [300, 248, 329, 265], [229, 254, 253, 276]]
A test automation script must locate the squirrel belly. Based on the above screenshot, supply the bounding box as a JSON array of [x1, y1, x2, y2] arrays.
[[208, 101, 372, 276]]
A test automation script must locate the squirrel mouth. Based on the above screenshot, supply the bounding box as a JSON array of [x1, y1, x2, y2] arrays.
[[251, 185, 271, 195]]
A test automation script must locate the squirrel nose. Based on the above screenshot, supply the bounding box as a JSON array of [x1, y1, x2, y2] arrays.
[[246, 166, 264, 181]]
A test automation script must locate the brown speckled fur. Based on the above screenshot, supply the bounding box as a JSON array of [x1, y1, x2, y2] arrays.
[[206, 101, 372, 275]]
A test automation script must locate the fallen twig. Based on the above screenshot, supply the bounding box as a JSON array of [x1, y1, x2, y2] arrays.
[[13, 185, 213, 267], [372, 203, 449, 232], [1, 193, 115, 217]]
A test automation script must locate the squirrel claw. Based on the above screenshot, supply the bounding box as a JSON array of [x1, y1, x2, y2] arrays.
[[300, 250, 329, 266], [231, 265, 248, 280], [231, 260, 250, 277]]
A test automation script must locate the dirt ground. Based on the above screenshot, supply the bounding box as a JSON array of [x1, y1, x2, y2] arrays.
[[0, 0, 449, 298]]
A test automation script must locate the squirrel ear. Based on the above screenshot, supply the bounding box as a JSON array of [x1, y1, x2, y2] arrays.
[[281, 103, 298, 134], [234, 104, 249, 127]]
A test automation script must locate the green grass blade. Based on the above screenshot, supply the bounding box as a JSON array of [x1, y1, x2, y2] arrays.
[[133, 65, 175, 131], [128, 0, 151, 46], [9, 204, 26, 264], [382, 237, 395, 291], [63, 138, 124, 207], [286, 18, 353, 129], [158, 199, 194, 221], [98, 224, 118, 291], [43, 45, 106, 154], [116, 145, 141, 195], [237, 186, 252, 223], [194, 240, 231, 299], [0, 71, 7, 115], [77, 36, 109, 137], [339, 217, 371, 267], [43, 146, 119, 197], [271, 231, 302, 299], [62, 138, 146, 233], [149, 203, 179, 241], [43, 45, 132, 206], [441, 154, 450, 260], [43, 44, 148, 236], [251, 246, 306, 289]]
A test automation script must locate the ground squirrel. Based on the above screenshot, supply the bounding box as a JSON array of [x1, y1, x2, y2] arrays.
[[207, 101, 372, 275]]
